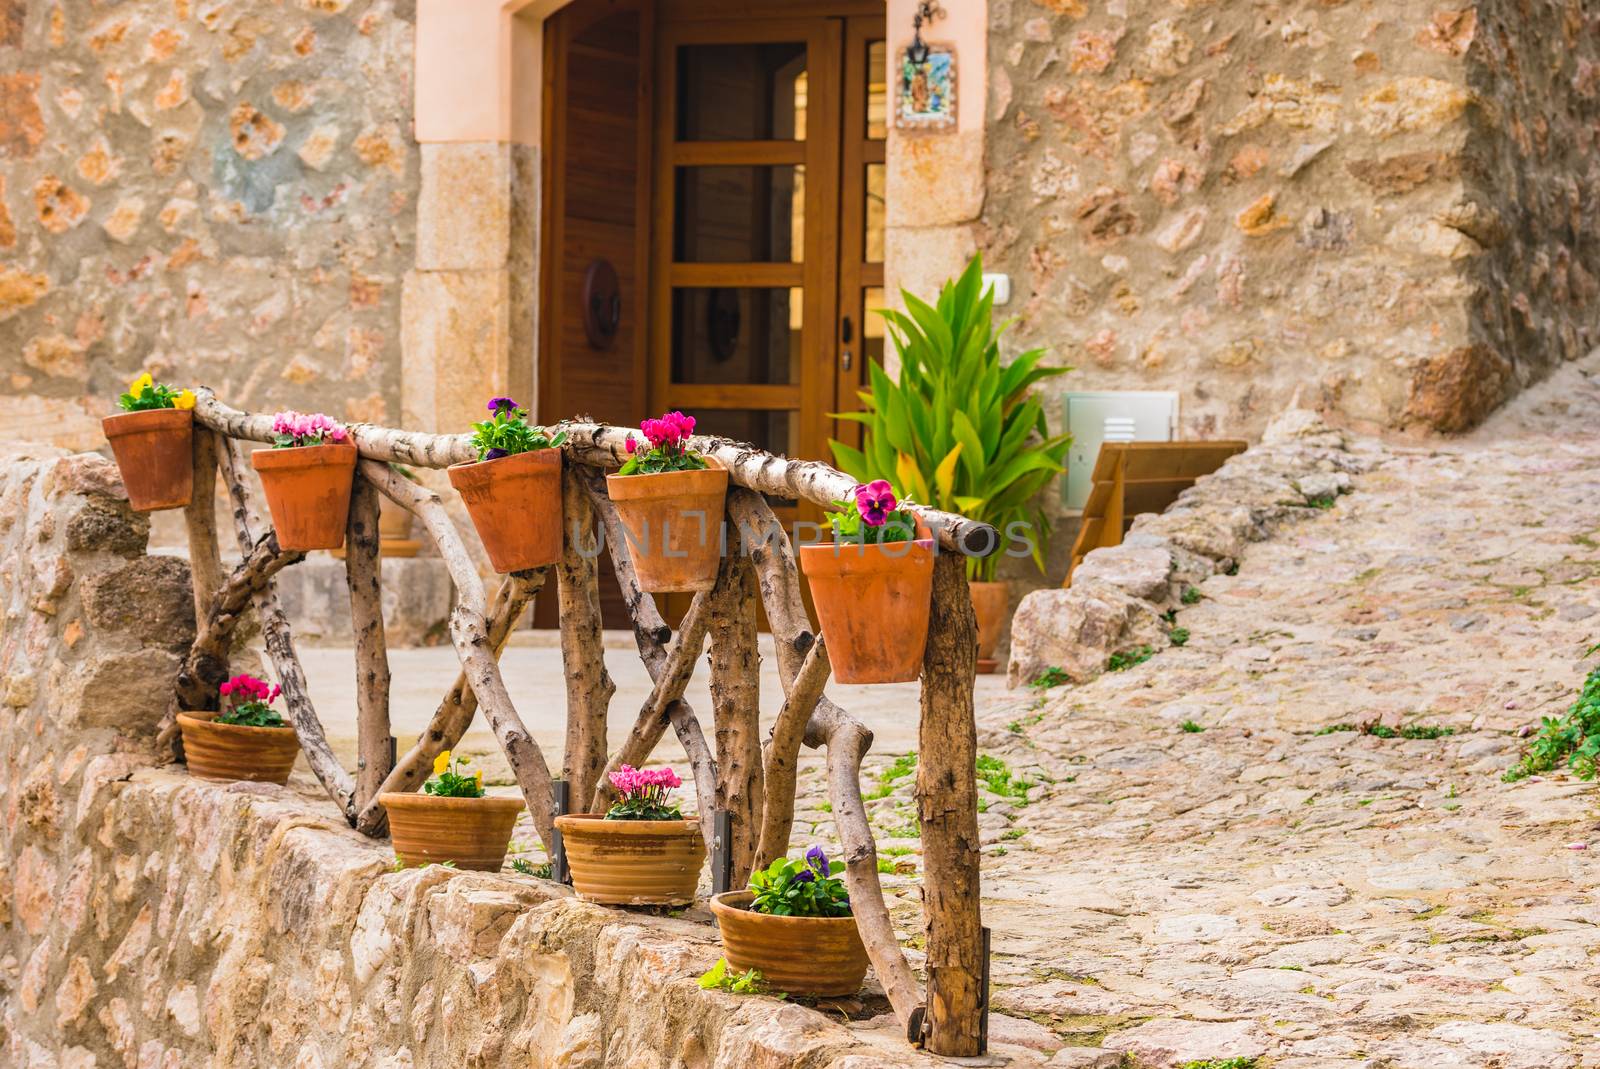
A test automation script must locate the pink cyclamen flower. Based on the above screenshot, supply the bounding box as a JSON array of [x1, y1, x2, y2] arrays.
[[854, 480, 897, 526], [625, 437, 638, 454]]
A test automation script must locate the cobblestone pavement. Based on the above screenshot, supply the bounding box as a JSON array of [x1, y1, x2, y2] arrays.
[[827, 362, 1600, 1067]]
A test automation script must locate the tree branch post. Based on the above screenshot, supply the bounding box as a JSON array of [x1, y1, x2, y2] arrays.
[[917, 551, 984, 1056], [557, 459, 614, 811], [346, 470, 392, 817]]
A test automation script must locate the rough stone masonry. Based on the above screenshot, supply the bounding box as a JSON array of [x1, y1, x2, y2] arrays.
[[983, 0, 1600, 438]]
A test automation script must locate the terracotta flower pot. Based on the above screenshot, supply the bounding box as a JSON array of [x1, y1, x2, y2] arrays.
[[251, 441, 358, 551], [605, 459, 729, 592], [710, 891, 869, 997], [798, 524, 935, 684], [448, 447, 564, 572], [970, 580, 1010, 675], [176, 711, 301, 785], [102, 408, 194, 511], [380, 792, 524, 871], [554, 814, 706, 905]]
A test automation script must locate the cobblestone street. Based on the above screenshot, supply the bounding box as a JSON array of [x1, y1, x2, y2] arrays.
[[829, 361, 1600, 1067]]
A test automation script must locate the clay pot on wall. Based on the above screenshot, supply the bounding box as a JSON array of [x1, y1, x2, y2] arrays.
[[798, 523, 935, 684], [102, 408, 194, 511], [970, 580, 1010, 675], [380, 793, 524, 872], [252, 442, 358, 551], [709, 891, 870, 997], [605, 459, 729, 592], [176, 711, 301, 785], [447, 448, 564, 572], [554, 814, 706, 905]]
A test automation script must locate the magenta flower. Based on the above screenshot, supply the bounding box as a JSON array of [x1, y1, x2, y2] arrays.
[[624, 437, 638, 455], [854, 480, 897, 526]]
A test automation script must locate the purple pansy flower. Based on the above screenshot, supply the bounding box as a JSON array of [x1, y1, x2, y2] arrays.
[[792, 868, 815, 884], [484, 448, 510, 461], [806, 845, 829, 873], [854, 480, 897, 527], [487, 396, 518, 416]]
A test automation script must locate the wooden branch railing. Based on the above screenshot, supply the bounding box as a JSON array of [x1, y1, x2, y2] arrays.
[[173, 389, 992, 1054]]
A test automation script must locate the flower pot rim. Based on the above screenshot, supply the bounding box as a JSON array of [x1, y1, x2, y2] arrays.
[[177, 711, 298, 738], [603, 456, 728, 502], [102, 407, 194, 433], [250, 440, 358, 469], [710, 890, 861, 926], [379, 791, 525, 813], [446, 445, 562, 477], [555, 813, 701, 833], [605, 453, 725, 478]]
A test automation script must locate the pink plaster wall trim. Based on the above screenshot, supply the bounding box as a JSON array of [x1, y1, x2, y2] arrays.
[[415, 0, 572, 145]]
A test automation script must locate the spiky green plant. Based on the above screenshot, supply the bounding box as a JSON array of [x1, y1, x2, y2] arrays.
[[829, 256, 1071, 580]]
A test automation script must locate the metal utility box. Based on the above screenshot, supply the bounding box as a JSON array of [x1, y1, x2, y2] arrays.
[[1062, 391, 1179, 511]]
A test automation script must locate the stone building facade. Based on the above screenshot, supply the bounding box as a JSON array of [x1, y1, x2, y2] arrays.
[[1, 0, 1595, 575]]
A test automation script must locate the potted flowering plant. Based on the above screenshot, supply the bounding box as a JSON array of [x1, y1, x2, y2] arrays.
[[555, 764, 706, 905], [710, 846, 869, 996], [176, 674, 302, 784], [606, 411, 728, 592], [102, 371, 197, 511], [380, 750, 524, 871], [447, 397, 568, 572], [797, 479, 934, 683], [251, 410, 357, 551]]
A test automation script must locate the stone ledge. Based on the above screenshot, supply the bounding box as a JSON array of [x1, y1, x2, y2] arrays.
[[1007, 407, 1369, 687]]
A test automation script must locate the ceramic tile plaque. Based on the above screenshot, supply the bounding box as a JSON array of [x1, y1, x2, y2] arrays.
[[896, 44, 956, 132]]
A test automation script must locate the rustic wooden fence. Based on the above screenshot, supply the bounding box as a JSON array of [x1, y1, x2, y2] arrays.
[[155, 389, 988, 1056]]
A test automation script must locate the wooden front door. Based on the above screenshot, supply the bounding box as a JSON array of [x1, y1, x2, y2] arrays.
[[539, 0, 885, 626], [649, 5, 888, 485]]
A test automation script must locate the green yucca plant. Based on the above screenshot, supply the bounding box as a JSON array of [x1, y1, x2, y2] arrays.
[[829, 256, 1071, 581]]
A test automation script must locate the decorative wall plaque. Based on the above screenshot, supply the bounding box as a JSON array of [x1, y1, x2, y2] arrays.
[[896, 43, 956, 132]]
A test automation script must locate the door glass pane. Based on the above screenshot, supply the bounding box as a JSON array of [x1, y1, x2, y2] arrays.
[[867, 40, 887, 139], [864, 287, 887, 367], [675, 166, 804, 263], [677, 43, 808, 140], [865, 163, 886, 262], [671, 287, 803, 385], [694, 409, 797, 458]]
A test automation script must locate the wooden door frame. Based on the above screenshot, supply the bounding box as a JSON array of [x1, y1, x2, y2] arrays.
[[537, 0, 655, 428]]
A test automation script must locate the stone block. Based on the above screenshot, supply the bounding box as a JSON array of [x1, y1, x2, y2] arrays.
[[1070, 543, 1174, 602], [400, 268, 514, 436], [64, 498, 149, 558], [416, 143, 512, 272], [1007, 579, 1167, 687], [79, 557, 194, 649]]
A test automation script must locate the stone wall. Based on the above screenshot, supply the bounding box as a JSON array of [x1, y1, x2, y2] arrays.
[[0, 446, 980, 1068], [981, 0, 1600, 440], [0, 0, 417, 451]]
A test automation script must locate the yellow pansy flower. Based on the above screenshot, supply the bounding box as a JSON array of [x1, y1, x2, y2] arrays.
[[129, 372, 153, 395], [433, 750, 451, 775], [173, 389, 196, 410], [474, 769, 483, 792]]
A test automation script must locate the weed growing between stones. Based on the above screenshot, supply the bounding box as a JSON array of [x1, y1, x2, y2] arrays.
[[1181, 586, 1203, 605], [698, 959, 781, 997], [976, 754, 1035, 803], [1108, 645, 1155, 671], [1179, 720, 1204, 733], [1505, 663, 1600, 781], [865, 752, 918, 799], [1030, 666, 1071, 689], [1170, 627, 1190, 646], [1007, 711, 1045, 734], [1181, 1060, 1258, 1069], [510, 858, 552, 878]]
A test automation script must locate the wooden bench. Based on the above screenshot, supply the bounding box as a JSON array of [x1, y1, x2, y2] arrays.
[[1065, 440, 1248, 585]]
